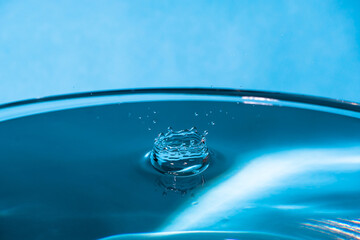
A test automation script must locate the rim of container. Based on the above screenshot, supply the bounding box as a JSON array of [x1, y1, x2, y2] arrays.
[[0, 88, 359, 121]]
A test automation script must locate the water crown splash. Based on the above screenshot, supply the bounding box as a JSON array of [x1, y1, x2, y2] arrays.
[[150, 127, 210, 176]]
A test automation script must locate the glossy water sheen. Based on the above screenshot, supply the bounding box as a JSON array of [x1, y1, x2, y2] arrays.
[[1, 92, 360, 240]]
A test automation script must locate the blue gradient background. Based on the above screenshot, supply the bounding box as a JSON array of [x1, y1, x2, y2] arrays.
[[0, 0, 359, 104]]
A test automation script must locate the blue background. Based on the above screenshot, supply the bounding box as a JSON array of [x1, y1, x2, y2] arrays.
[[0, 0, 359, 104]]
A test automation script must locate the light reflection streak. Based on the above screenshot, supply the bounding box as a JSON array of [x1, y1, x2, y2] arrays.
[[162, 148, 360, 231], [241, 96, 277, 106], [304, 218, 360, 239], [243, 101, 273, 106], [241, 97, 278, 102]]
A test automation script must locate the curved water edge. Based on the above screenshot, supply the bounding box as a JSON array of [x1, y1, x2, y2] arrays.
[[100, 231, 300, 240], [0, 88, 360, 122]]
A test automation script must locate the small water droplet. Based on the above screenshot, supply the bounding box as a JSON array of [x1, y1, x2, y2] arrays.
[[211, 121, 215, 126], [219, 109, 223, 113], [148, 127, 152, 131], [190, 126, 197, 132], [153, 111, 157, 114], [146, 115, 149, 118], [205, 113, 209, 116], [194, 112, 199, 117], [153, 120, 157, 124], [209, 111, 212, 114], [138, 116, 142, 120]]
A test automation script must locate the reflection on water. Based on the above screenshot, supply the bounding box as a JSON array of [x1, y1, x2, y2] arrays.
[[304, 218, 360, 239], [162, 148, 360, 232], [156, 175, 205, 196]]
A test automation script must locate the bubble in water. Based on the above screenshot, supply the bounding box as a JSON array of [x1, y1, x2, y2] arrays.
[[150, 127, 210, 176]]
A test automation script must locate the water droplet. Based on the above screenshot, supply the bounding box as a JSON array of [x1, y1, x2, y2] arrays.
[[194, 112, 199, 117], [190, 126, 197, 132], [211, 121, 215, 126], [206, 113, 209, 116], [153, 120, 157, 124], [209, 111, 212, 114], [150, 127, 210, 176], [138, 116, 142, 120], [148, 127, 152, 131], [219, 109, 223, 113], [153, 111, 157, 114]]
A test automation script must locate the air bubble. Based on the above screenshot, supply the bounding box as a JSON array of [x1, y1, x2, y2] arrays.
[[150, 127, 210, 176]]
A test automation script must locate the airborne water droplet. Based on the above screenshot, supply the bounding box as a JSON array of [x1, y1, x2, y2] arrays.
[[194, 112, 199, 117], [211, 121, 215, 126], [150, 127, 210, 176], [153, 120, 157, 124]]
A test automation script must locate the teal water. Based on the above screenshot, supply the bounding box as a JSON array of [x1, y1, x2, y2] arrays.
[[1, 91, 360, 240]]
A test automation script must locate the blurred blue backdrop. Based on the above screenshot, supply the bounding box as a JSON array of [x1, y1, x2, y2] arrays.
[[0, 0, 359, 104]]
